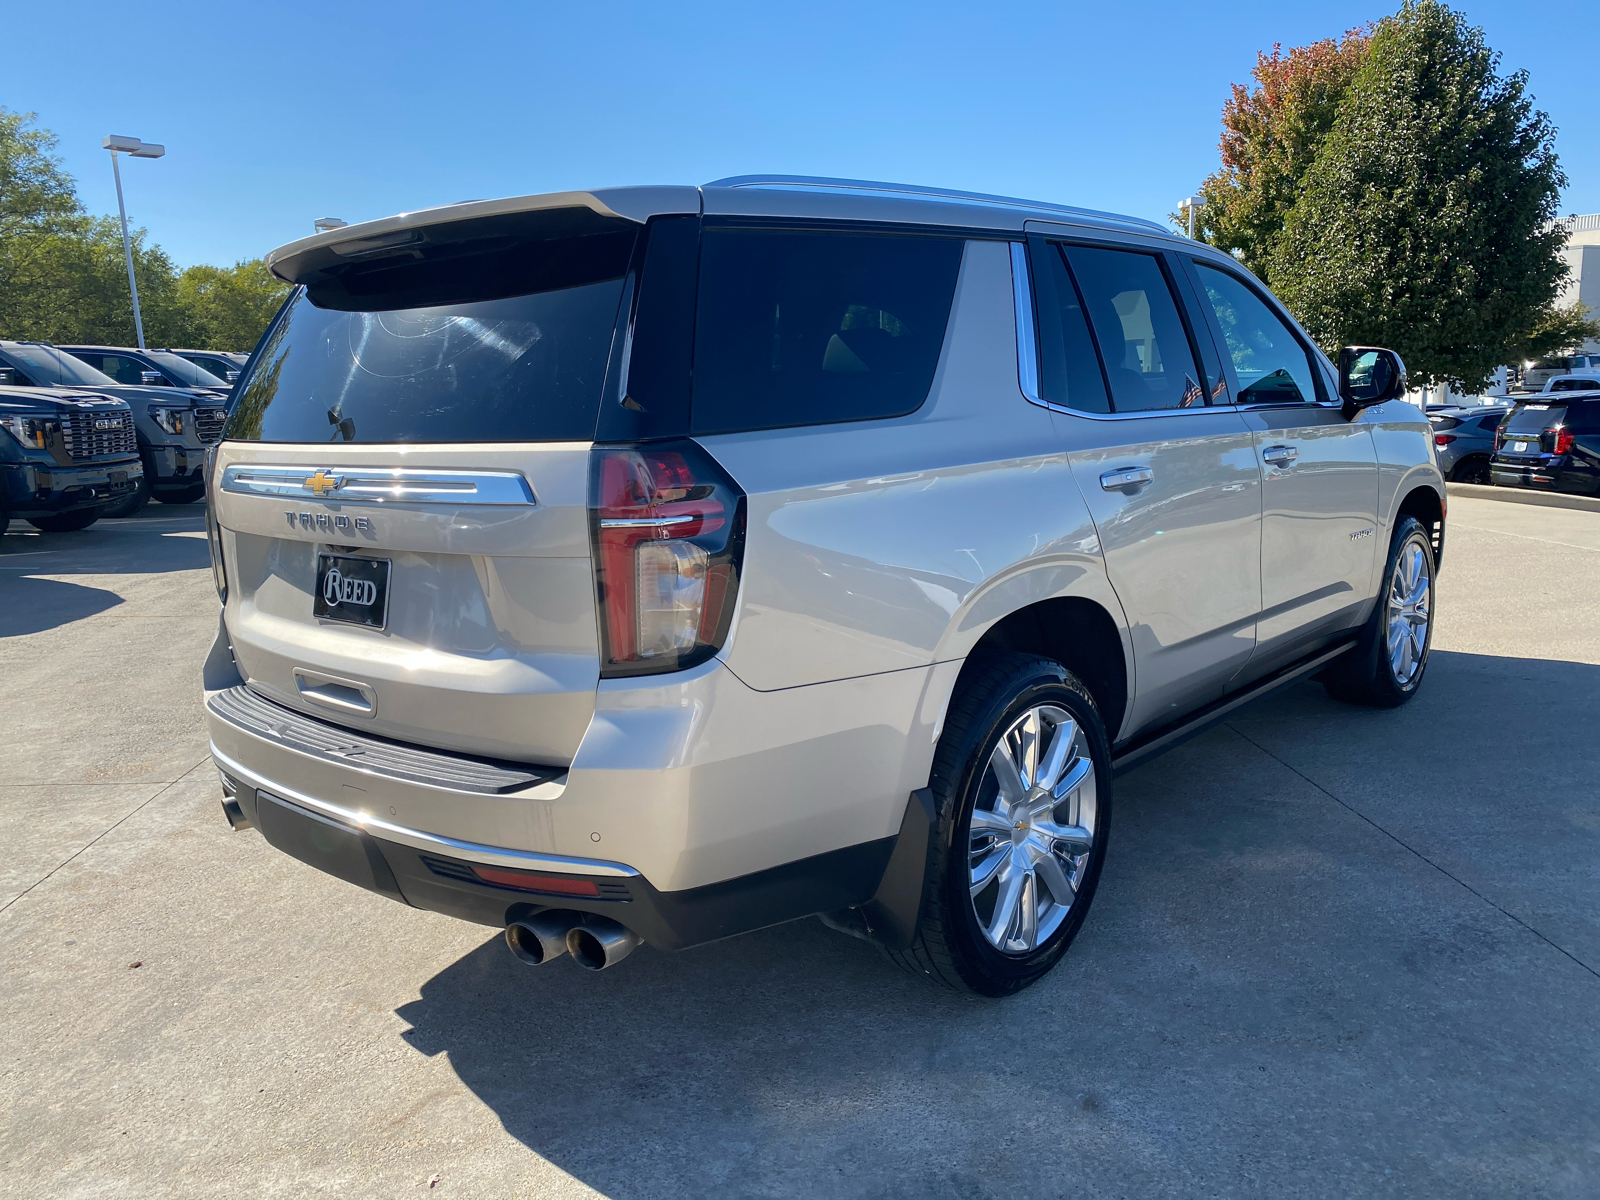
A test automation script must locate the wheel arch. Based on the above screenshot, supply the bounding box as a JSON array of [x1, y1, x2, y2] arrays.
[[1395, 480, 1446, 569], [951, 597, 1130, 742]]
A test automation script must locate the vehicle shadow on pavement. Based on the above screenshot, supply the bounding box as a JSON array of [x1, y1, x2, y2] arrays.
[[396, 648, 1600, 1197], [0, 575, 124, 637]]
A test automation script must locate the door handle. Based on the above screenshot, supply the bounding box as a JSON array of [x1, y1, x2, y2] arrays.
[[1100, 466, 1154, 493], [1262, 444, 1299, 468]]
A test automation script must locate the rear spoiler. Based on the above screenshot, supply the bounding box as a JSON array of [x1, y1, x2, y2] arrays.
[[265, 186, 701, 288]]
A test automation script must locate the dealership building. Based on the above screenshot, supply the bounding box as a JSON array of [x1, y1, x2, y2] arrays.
[[1560, 213, 1600, 354]]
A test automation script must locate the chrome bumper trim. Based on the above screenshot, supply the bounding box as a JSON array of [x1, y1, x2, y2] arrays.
[[210, 742, 639, 878]]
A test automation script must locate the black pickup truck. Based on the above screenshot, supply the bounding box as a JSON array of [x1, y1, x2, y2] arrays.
[[0, 385, 143, 535]]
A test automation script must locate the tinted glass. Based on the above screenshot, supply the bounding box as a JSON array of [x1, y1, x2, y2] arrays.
[[0, 345, 118, 387], [226, 280, 625, 443], [1064, 246, 1203, 412], [1476, 414, 1506, 431], [1504, 404, 1565, 434], [1033, 242, 1110, 413], [145, 351, 225, 387], [68, 353, 147, 386], [1194, 264, 1318, 405], [1550, 377, 1600, 392], [691, 229, 963, 434]]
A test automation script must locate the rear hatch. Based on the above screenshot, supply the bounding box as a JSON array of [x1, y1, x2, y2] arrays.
[[212, 205, 642, 765], [1496, 402, 1565, 460]]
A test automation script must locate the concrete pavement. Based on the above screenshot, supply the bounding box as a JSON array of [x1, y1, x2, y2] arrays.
[[1, 496, 1596, 1198]]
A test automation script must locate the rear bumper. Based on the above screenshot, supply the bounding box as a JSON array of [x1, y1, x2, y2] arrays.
[[1, 457, 143, 517], [1489, 458, 1596, 493], [203, 619, 953, 946], [214, 758, 894, 949]]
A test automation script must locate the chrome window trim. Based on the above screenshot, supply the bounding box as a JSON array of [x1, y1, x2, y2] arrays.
[[220, 465, 537, 506], [1010, 242, 1050, 409], [210, 743, 640, 878], [1011, 240, 1272, 423]]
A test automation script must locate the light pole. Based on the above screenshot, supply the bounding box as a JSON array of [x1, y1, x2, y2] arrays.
[[102, 135, 165, 349], [1179, 196, 1205, 240]]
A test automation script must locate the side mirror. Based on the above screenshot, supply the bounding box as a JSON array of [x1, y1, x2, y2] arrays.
[[0, 368, 16, 385], [1338, 346, 1407, 417], [226, 370, 241, 383], [140, 370, 170, 386]]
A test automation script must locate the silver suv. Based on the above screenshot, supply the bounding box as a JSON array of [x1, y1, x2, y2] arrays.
[[202, 178, 1444, 996]]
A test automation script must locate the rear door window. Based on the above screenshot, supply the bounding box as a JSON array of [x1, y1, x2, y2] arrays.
[[1030, 241, 1111, 414], [690, 229, 963, 435], [1063, 246, 1204, 412], [1192, 263, 1320, 406]]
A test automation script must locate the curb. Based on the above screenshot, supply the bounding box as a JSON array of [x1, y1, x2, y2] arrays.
[[1446, 482, 1600, 515]]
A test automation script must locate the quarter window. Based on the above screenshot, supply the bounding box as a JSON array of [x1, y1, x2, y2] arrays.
[[1063, 246, 1205, 412], [1193, 264, 1319, 406], [690, 229, 963, 435]]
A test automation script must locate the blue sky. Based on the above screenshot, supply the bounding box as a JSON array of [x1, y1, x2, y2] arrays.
[[8, 0, 1596, 269]]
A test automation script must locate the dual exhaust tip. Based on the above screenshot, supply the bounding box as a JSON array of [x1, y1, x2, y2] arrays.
[[505, 912, 641, 971]]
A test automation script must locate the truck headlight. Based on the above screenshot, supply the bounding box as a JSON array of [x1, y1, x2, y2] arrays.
[[0, 412, 61, 449], [148, 405, 188, 435]]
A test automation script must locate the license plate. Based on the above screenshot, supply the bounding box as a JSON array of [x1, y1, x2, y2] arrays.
[[108, 470, 127, 484], [314, 554, 391, 629]]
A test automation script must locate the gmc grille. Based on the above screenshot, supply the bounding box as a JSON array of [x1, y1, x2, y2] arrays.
[[195, 407, 227, 445], [60, 411, 137, 461]]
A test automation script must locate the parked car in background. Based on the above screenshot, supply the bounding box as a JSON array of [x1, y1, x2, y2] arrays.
[[0, 341, 227, 515], [1543, 373, 1600, 394], [57, 345, 232, 403], [1520, 354, 1600, 394], [0, 385, 141, 535], [171, 349, 248, 385], [203, 178, 1443, 996], [1491, 391, 1600, 494], [1429, 404, 1509, 483]]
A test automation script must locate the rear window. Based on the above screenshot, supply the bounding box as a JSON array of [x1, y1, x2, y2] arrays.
[[1504, 404, 1564, 434], [226, 236, 632, 444], [690, 229, 963, 435], [1549, 377, 1600, 392]]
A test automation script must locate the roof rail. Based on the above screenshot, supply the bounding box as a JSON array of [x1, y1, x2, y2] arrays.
[[704, 174, 1168, 234]]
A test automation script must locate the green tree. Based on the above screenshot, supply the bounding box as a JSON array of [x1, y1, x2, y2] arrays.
[[1271, 1, 1568, 391], [1504, 301, 1600, 366], [174, 259, 291, 351], [1182, 28, 1372, 285]]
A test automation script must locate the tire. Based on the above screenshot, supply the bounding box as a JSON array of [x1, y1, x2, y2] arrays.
[[99, 469, 150, 519], [1450, 456, 1492, 485], [28, 507, 103, 533], [1322, 515, 1435, 708], [154, 483, 205, 505], [888, 653, 1112, 996]]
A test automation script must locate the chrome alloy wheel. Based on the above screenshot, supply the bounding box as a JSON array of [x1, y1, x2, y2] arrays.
[[1387, 537, 1432, 687], [968, 704, 1097, 955]]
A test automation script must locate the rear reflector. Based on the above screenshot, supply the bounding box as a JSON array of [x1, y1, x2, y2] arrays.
[[470, 865, 601, 896]]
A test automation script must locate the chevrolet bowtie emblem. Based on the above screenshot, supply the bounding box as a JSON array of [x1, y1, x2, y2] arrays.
[[303, 470, 344, 496]]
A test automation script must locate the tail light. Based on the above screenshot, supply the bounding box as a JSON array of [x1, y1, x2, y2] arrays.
[[590, 439, 746, 677], [1434, 434, 1456, 446], [1553, 426, 1575, 455]]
